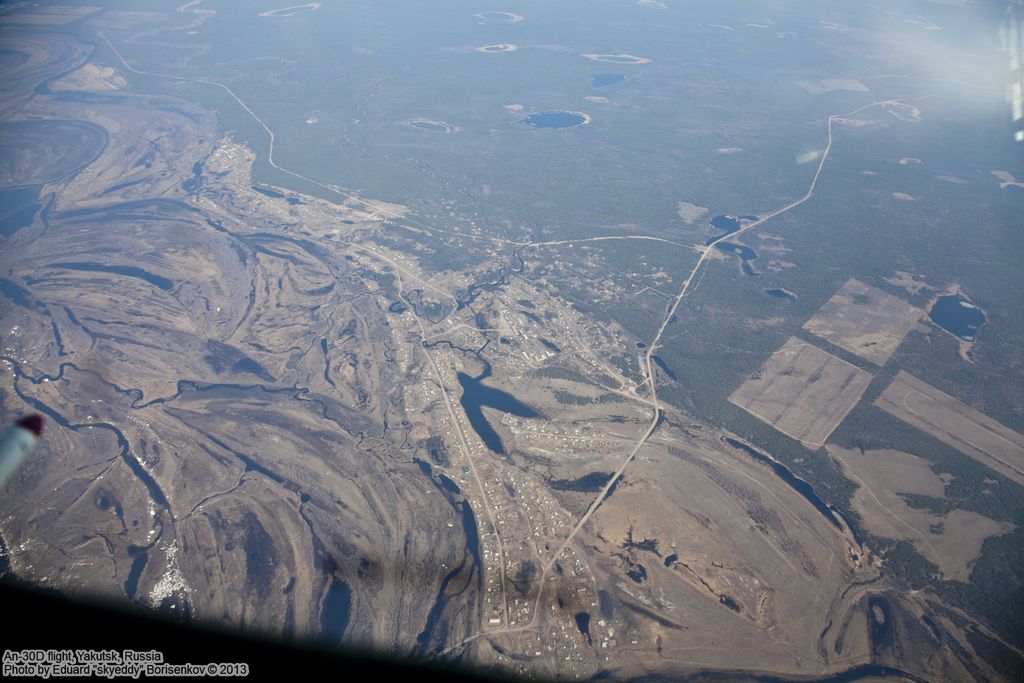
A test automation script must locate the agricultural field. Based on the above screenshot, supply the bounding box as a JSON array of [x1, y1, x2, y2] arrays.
[[802, 278, 923, 366], [875, 371, 1024, 486], [728, 337, 872, 446]]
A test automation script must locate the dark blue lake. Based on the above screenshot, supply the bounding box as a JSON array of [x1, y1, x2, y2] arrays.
[[320, 579, 351, 642], [457, 367, 539, 453], [549, 471, 613, 492], [575, 612, 592, 645], [48, 262, 173, 291], [523, 111, 589, 129], [539, 338, 560, 352], [438, 473, 461, 494], [715, 242, 758, 276], [252, 185, 284, 199], [652, 355, 678, 381], [765, 288, 797, 302], [124, 546, 147, 599], [723, 437, 842, 531], [0, 187, 40, 237], [0, 278, 33, 308], [705, 214, 756, 245], [929, 294, 986, 341], [592, 73, 626, 87]]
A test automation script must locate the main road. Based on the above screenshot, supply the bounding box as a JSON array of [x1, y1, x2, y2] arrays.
[[527, 97, 907, 621]]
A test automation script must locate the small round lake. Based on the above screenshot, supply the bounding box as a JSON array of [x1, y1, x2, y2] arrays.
[[522, 111, 590, 129], [929, 294, 986, 341]]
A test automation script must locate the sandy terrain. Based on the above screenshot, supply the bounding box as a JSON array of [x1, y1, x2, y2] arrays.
[[830, 446, 1014, 581]]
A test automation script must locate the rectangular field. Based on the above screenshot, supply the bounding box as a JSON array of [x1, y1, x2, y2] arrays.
[[802, 278, 923, 365], [875, 371, 1024, 485], [729, 337, 873, 446]]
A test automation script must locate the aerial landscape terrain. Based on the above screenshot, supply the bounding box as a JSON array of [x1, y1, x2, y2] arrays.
[[1, 1, 1023, 680]]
